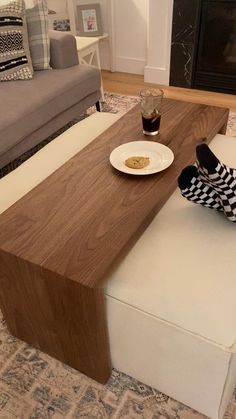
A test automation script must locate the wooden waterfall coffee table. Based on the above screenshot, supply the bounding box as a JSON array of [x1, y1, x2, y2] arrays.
[[0, 99, 229, 384]]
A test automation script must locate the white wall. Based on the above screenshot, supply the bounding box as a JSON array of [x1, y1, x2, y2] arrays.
[[67, 0, 148, 74], [47, 0, 173, 83], [47, 0, 67, 15], [47, 0, 69, 30], [144, 0, 173, 85], [112, 0, 147, 74], [48, 0, 112, 69], [111, 0, 174, 81], [48, 0, 147, 74]]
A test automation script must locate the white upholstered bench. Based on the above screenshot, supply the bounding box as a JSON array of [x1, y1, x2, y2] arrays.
[[106, 133, 236, 419], [0, 111, 235, 419]]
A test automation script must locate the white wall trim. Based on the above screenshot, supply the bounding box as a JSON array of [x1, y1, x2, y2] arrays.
[[107, 0, 116, 71], [144, 66, 170, 86], [67, 0, 77, 34], [100, 53, 111, 70], [115, 56, 146, 75], [144, 0, 173, 85]]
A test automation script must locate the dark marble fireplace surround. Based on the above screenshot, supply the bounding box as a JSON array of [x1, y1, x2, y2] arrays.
[[170, 0, 236, 94]]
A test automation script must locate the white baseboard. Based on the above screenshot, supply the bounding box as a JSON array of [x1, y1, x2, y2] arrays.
[[144, 65, 170, 86], [115, 56, 145, 75], [100, 53, 111, 71]]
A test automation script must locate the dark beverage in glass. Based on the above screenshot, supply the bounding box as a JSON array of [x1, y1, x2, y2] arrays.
[[140, 88, 164, 136], [142, 111, 161, 135]]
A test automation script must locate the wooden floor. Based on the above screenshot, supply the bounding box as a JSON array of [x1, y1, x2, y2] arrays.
[[102, 71, 236, 113]]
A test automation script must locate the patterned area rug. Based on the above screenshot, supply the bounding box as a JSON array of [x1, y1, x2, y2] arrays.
[[0, 94, 236, 418], [0, 92, 235, 178], [0, 308, 235, 419]]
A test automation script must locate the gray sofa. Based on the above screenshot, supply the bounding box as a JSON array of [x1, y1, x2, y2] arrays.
[[0, 30, 101, 169]]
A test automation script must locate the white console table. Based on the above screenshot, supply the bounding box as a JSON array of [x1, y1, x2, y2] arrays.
[[67, 0, 116, 72], [75, 34, 108, 100]]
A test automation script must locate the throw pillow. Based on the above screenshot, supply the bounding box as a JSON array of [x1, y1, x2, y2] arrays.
[[0, 0, 34, 5], [26, 0, 50, 70], [0, 0, 33, 81]]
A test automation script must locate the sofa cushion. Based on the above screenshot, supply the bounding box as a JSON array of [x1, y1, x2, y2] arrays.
[[26, 0, 51, 70], [0, 64, 101, 154], [49, 30, 79, 69], [0, 0, 33, 80]]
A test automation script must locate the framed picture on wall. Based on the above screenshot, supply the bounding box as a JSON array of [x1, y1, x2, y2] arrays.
[[76, 3, 103, 36], [53, 19, 71, 32]]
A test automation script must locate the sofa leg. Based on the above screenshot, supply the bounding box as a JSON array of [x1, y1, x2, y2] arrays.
[[96, 101, 101, 112]]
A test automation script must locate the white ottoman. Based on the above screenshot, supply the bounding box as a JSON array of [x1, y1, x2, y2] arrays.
[[105, 134, 236, 419]]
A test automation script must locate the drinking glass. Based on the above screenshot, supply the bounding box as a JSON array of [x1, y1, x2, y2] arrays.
[[140, 88, 164, 136]]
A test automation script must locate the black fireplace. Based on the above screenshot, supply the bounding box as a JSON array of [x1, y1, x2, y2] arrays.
[[170, 0, 236, 94]]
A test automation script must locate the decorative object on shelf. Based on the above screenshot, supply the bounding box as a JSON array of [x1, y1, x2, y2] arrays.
[[67, 0, 115, 70], [53, 18, 71, 31], [76, 3, 102, 37]]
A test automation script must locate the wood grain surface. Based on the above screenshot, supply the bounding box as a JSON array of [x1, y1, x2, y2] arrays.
[[0, 98, 229, 382], [0, 99, 229, 286], [0, 249, 111, 383]]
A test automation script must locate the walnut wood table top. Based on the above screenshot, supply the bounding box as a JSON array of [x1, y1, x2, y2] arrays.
[[0, 99, 229, 286], [0, 98, 229, 383]]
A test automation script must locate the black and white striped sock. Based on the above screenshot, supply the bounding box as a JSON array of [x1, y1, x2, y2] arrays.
[[196, 144, 236, 222], [178, 165, 222, 210]]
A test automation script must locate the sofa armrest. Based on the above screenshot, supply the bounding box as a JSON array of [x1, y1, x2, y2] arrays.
[[49, 30, 79, 69]]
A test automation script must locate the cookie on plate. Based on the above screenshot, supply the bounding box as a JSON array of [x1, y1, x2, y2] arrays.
[[125, 156, 150, 169]]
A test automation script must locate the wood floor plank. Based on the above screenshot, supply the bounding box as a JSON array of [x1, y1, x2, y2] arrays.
[[102, 71, 236, 112]]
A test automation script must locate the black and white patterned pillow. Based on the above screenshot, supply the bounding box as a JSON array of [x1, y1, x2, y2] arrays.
[[0, 0, 33, 81]]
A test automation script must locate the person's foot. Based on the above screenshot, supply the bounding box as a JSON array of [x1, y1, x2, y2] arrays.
[[196, 144, 236, 222], [178, 165, 222, 210]]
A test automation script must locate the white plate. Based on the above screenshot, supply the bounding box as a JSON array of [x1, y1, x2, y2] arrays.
[[109, 141, 174, 175]]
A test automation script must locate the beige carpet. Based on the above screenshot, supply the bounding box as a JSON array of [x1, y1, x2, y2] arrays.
[[0, 94, 235, 418]]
